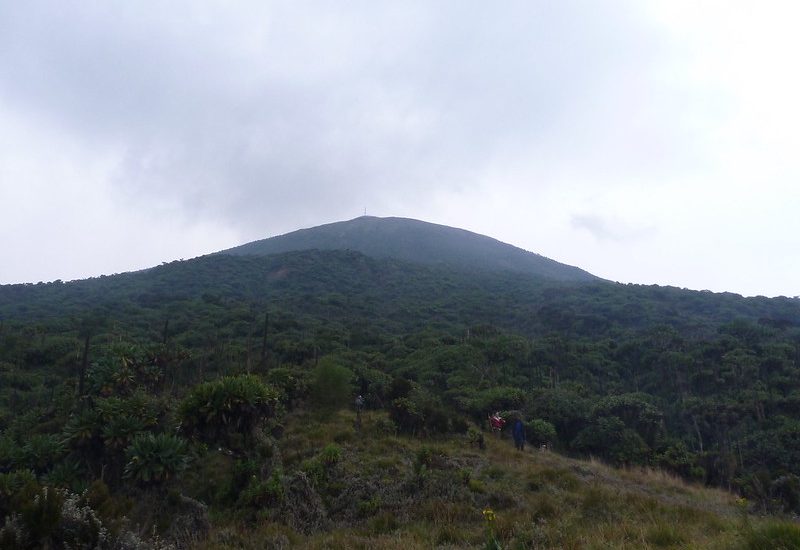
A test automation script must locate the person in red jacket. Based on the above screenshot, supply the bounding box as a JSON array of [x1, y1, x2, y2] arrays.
[[489, 411, 505, 435]]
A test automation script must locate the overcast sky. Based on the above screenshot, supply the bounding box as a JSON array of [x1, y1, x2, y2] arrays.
[[1, 1, 798, 297]]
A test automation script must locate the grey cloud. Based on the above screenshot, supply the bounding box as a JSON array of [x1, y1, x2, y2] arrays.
[[0, 1, 683, 234]]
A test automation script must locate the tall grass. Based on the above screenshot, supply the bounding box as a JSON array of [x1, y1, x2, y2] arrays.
[[197, 410, 793, 549]]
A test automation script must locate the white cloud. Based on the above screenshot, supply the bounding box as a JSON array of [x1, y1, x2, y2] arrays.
[[0, 102, 238, 283]]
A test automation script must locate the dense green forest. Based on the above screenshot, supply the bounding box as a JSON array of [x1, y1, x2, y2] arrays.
[[2, 248, 800, 547]]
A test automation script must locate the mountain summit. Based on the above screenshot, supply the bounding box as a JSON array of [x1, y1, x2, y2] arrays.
[[222, 216, 597, 282]]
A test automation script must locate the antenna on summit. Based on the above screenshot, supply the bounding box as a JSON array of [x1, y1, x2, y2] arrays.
[[363, 207, 367, 216]]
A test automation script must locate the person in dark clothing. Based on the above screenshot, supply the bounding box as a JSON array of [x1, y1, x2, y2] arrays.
[[512, 418, 526, 451]]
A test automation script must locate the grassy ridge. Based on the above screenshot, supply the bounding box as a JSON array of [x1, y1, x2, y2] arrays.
[[196, 409, 793, 549]]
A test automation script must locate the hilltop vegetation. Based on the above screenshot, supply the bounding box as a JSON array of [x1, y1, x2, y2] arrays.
[[1, 245, 800, 547]]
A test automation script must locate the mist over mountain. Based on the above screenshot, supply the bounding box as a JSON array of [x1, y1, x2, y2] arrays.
[[223, 216, 597, 283]]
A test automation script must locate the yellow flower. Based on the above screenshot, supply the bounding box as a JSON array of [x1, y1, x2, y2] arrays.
[[483, 508, 496, 523]]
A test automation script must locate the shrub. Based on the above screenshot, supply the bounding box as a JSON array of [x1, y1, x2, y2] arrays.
[[266, 367, 308, 404], [301, 458, 325, 487], [527, 419, 557, 446], [572, 416, 650, 466], [468, 478, 486, 493], [0, 515, 25, 549], [414, 446, 433, 474], [462, 386, 527, 420], [43, 460, 82, 491], [179, 375, 280, 447], [102, 415, 146, 451], [300, 444, 342, 487], [309, 358, 354, 410], [57, 491, 107, 548], [20, 435, 64, 474], [238, 469, 284, 508], [124, 433, 188, 485], [319, 444, 342, 467], [357, 497, 380, 517], [0, 435, 21, 471], [0, 471, 37, 519], [657, 441, 703, 480], [0, 485, 109, 549], [770, 475, 800, 514], [374, 417, 397, 436], [389, 397, 424, 435], [61, 409, 102, 450], [18, 485, 64, 543], [96, 392, 161, 429]]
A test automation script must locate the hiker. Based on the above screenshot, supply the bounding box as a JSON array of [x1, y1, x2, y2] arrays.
[[489, 411, 505, 435], [512, 417, 526, 451]]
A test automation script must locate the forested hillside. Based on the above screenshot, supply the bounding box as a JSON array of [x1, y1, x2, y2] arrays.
[[2, 248, 800, 547]]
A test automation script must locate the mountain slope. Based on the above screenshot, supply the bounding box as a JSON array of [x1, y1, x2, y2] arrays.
[[4, 247, 800, 545], [222, 216, 597, 282]]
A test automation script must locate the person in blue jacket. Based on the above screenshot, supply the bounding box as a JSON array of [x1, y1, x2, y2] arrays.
[[512, 418, 526, 451]]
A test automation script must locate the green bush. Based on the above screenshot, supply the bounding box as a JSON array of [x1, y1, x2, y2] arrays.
[[0, 484, 108, 549], [390, 397, 425, 435], [179, 374, 280, 447], [0, 471, 37, 518], [468, 478, 486, 493], [101, 415, 146, 451], [357, 497, 381, 517], [462, 386, 527, 420], [300, 458, 325, 487], [309, 358, 354, 410], [18, 485, 65, 544], [527, 419, 557, 446], [0, 435, 21, 471], [96, 392, 161, 428], [43, 460, 82, 491], [266, 366, 308, 405], [61, 409, 102, 450], [770, 475, 800, 514], [20, 434, 64, 474], [238, 469, 284, 508], [300, 444, 342, 487], [124, 433, 188, 485], [56, 491, 107, 548], [374, 416, 397, 436], [319, 444, 342, 467], [572, 416, 650, 466]]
